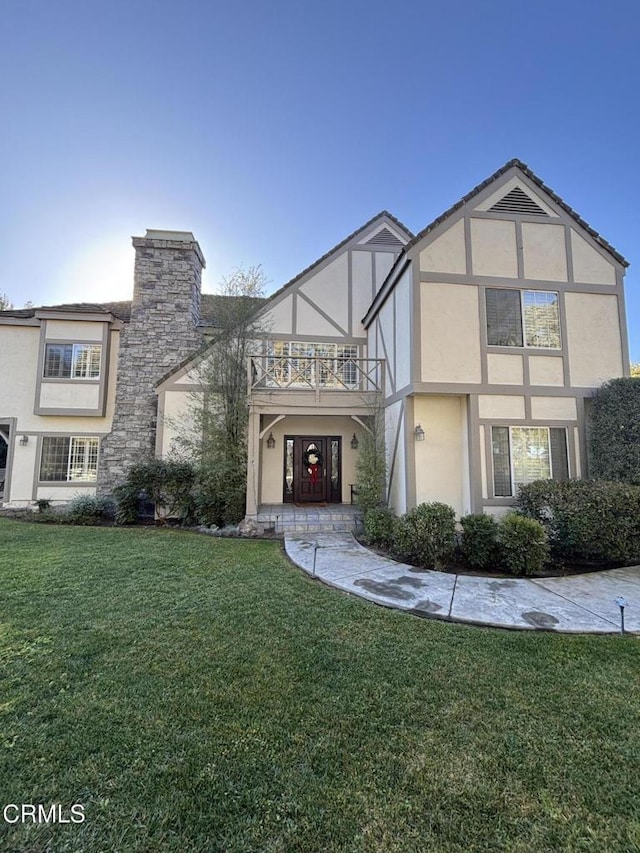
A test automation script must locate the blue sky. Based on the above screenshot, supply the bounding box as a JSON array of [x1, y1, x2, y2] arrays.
[[1, 0, 638, 360]]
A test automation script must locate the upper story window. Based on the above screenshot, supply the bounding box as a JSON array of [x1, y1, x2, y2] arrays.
[[44, 343, 102, 379], [266, 341, 359, 388], [486, 289, 560, 349]]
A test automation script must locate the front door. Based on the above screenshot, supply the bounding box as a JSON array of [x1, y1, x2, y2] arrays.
[[284, 436, 342, 503], [297, 437, 327, 502]]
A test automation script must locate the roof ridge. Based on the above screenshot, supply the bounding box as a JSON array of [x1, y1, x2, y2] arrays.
[[405, 158, 628, 266], [260, 210, 414, 308]]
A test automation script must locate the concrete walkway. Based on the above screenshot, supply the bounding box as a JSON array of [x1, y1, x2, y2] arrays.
[[285, 532, 640, 634]]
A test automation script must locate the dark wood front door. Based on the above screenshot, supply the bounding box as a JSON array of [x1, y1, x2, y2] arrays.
[[284, 436, 341, 503]]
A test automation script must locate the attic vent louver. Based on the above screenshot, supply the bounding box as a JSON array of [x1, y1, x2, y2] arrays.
[[490, 186, 548, 216], [366, 227, 404, 248]]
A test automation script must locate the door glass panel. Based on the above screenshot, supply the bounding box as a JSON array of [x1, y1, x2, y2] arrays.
[[285, 439, 294, 495], [331, 440, 339, 488]]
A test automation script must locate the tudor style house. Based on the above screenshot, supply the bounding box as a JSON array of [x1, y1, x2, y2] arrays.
[[0, 160, 631, 526]]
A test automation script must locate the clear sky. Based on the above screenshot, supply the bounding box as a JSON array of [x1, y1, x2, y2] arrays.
[[1, 0, 638, 360]]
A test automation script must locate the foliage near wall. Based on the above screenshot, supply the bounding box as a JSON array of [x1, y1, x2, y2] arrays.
[[589, 377, 640, 485], [354, 405, 386, 515], [174, 266, 267, 526], [517, 479, 640, 563]]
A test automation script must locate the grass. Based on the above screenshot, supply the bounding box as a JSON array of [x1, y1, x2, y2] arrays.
[[0, 520, 638, 852]]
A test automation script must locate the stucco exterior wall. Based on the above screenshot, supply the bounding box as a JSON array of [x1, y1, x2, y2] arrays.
[[0, 324, 119, 504], [385, 400, 406, 515], [470, 219, 518, 278], [419, 219, 466, 274], [487, 354, 524, 385], [413, 395, 469, 518], [565, 292, 623, 386], [570, 229, 616, 285], [420, 283, 481, 383], [45, 320, 105, 341], [521, 222, 568, 281]]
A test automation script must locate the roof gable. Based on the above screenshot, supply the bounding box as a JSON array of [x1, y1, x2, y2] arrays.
[[407, 159, 628, 266]]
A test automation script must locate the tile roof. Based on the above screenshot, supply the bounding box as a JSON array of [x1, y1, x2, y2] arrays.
[[0, 295, 266, 327], [406, 158, 629, 266]]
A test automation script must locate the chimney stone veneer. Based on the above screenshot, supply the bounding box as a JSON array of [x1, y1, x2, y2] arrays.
[[98, 230, 205, 494]]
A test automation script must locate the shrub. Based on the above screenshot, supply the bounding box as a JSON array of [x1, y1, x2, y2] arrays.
[[394, 502, 456, 570], [589, 377, 640, 485], [517, 479, 640, 563], [460, 513, 501, 571], [364, 507, 396, 549], [497, 514, 549, 576], [193, 458, 246, 528], [114, 460, 196, 525], [66, 495, 116, 525]]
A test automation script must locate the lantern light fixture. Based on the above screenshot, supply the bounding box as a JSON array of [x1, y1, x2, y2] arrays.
[[266, 432, 276, 449], [19, 434, 29, 445], [350, 433, 359, 450], [414, 424, 425, 442]]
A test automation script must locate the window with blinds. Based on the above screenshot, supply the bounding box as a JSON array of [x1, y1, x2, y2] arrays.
[[44, 343, 102, 379], [491, 426, 568, 497], [486, 289, 560, 349]]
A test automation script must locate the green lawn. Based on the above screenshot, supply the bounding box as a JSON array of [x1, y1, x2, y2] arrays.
[[0, 520, 638, 852]]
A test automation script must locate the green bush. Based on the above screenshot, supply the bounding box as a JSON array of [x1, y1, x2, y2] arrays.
[[114, 460, 196, 525], [497, 514, 549, 576], [460, 513, 501, 571], [394, 502, 456, 570], [589, 377, 640, 485], [66, 495, 116, 525], [193, 458, 246, 528], [364, 507, 396, 549], [517, 479, 640, 563]]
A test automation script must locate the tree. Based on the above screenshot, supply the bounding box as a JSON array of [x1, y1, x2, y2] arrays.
[[631, 362, 640, 377], [589, 377, 640, 485], [173, 266, 268, 525], [354, 400, 387, 515], [0, 293, 13, 311]]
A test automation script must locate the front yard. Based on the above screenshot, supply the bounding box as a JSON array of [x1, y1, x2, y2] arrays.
[[0, 520, 638, 852]]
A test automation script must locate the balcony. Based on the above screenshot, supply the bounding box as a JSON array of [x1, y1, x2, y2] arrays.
[[248, 355, 384, 402]]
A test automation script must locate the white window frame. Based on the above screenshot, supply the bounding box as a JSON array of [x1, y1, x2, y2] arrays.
[[40, 436, 99, 483], [43, 343, 102, 380]]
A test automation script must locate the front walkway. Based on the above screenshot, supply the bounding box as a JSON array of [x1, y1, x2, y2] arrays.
[[285, 532, 640, 634]]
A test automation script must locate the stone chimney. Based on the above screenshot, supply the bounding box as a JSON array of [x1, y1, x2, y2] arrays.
[[98, 230, 205, 494]]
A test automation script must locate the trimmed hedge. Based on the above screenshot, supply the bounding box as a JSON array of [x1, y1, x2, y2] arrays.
[[459, 513, 501, 571], [364, 507, 397, 550], [589, 377, 640, 485], [517, 479, 640, 563], [394, 502, 456, 570], [497, 514, 549, 576]]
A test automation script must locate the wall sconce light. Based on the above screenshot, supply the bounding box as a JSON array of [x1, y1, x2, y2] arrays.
[[266, 432, 275, 449], [350, 433, 359, 450], [414, 424, 425, 442], [19, 434, 29, 445]]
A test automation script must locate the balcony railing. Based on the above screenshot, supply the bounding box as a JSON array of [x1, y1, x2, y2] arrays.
[[249, 356, 384, 395]]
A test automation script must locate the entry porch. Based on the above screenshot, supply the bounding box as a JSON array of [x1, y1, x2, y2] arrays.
[[256, 503, 362, 535]]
